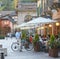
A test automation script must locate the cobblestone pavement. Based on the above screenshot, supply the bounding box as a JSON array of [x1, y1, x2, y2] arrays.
[[0, 37, 60, 59]]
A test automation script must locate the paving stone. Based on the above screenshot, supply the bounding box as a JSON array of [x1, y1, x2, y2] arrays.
[[0, 37, 60, 59]]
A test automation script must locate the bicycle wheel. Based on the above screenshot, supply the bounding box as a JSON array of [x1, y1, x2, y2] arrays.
[[11, 42, 19, 51], [25, 43, 33, 51]]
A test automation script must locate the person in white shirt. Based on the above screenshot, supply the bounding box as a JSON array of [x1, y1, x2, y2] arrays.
[[15, 29, 22, 51]]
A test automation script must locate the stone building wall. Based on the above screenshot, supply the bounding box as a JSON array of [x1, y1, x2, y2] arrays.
[[18, 11, 37, 24]]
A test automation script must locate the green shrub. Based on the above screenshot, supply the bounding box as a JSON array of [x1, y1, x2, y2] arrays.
[[33, 33, 39, 46], [48, 35, 59, 49], [21, 30, 27, 40], [58, 33, 60, 38], [0, 35, 5, 39]]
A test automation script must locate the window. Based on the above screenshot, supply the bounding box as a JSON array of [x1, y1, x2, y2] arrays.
[[21, 0, 37, 3]]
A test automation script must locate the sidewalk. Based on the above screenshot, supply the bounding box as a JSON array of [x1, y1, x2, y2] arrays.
[[0, 37, 60, 59]]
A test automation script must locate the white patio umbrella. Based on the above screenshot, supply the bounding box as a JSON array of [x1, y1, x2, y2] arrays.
[[27, 17, 57, 34], [20, 26, 35, 30], [17, 22, 27, 27], [17, 22, 38, 28], [27, 17, 57, 24]]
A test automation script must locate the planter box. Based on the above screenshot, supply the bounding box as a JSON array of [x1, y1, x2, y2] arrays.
[[49, 48, 58, 57]]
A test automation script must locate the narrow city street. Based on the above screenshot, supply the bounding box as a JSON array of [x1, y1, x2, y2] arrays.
[[0, 0, 60, 59], [0, 37, 60, 59]]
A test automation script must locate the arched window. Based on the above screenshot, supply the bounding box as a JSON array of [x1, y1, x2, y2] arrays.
[[24, 15, 32, 22]]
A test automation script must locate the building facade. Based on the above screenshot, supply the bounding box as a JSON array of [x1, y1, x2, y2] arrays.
[[0, 0, 60, 36], [37, 0, 54, 16], [17, 0, 37, 24], [0, 11, 17, 36], [52, 0, 60, 35], [37, 0, 60, 36]]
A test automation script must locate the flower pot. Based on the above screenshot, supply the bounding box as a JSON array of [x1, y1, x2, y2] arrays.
[[49, 48, 58, 57], [34, 42, 40, 52]]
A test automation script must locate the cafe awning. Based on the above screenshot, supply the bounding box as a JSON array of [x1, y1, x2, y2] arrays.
[[0, 15, 15, 23]]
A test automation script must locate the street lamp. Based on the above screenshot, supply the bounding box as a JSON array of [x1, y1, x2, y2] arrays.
[[49, 24, 52, 27], [56, 22, 59, 26]]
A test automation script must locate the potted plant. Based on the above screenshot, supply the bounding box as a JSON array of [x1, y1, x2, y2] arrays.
[[33, 33, 40, 52], [48, 35, 59, 57], [21, 30, 26, 40], [57, 33, 60, 52], [21, 30, 29, 48]]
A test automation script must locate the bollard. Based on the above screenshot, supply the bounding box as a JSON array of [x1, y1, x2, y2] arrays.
[[1, 53, 4, 59]]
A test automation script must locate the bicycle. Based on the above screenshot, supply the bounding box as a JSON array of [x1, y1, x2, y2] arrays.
[[11, 40, 33, 52]]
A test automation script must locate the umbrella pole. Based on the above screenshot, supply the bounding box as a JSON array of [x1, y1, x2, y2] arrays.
[[52, 23, 54, 35]]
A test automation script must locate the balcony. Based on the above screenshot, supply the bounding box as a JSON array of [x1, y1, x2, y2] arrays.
[[51, 2, 60, 10], [17, 2, 37, 11]]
